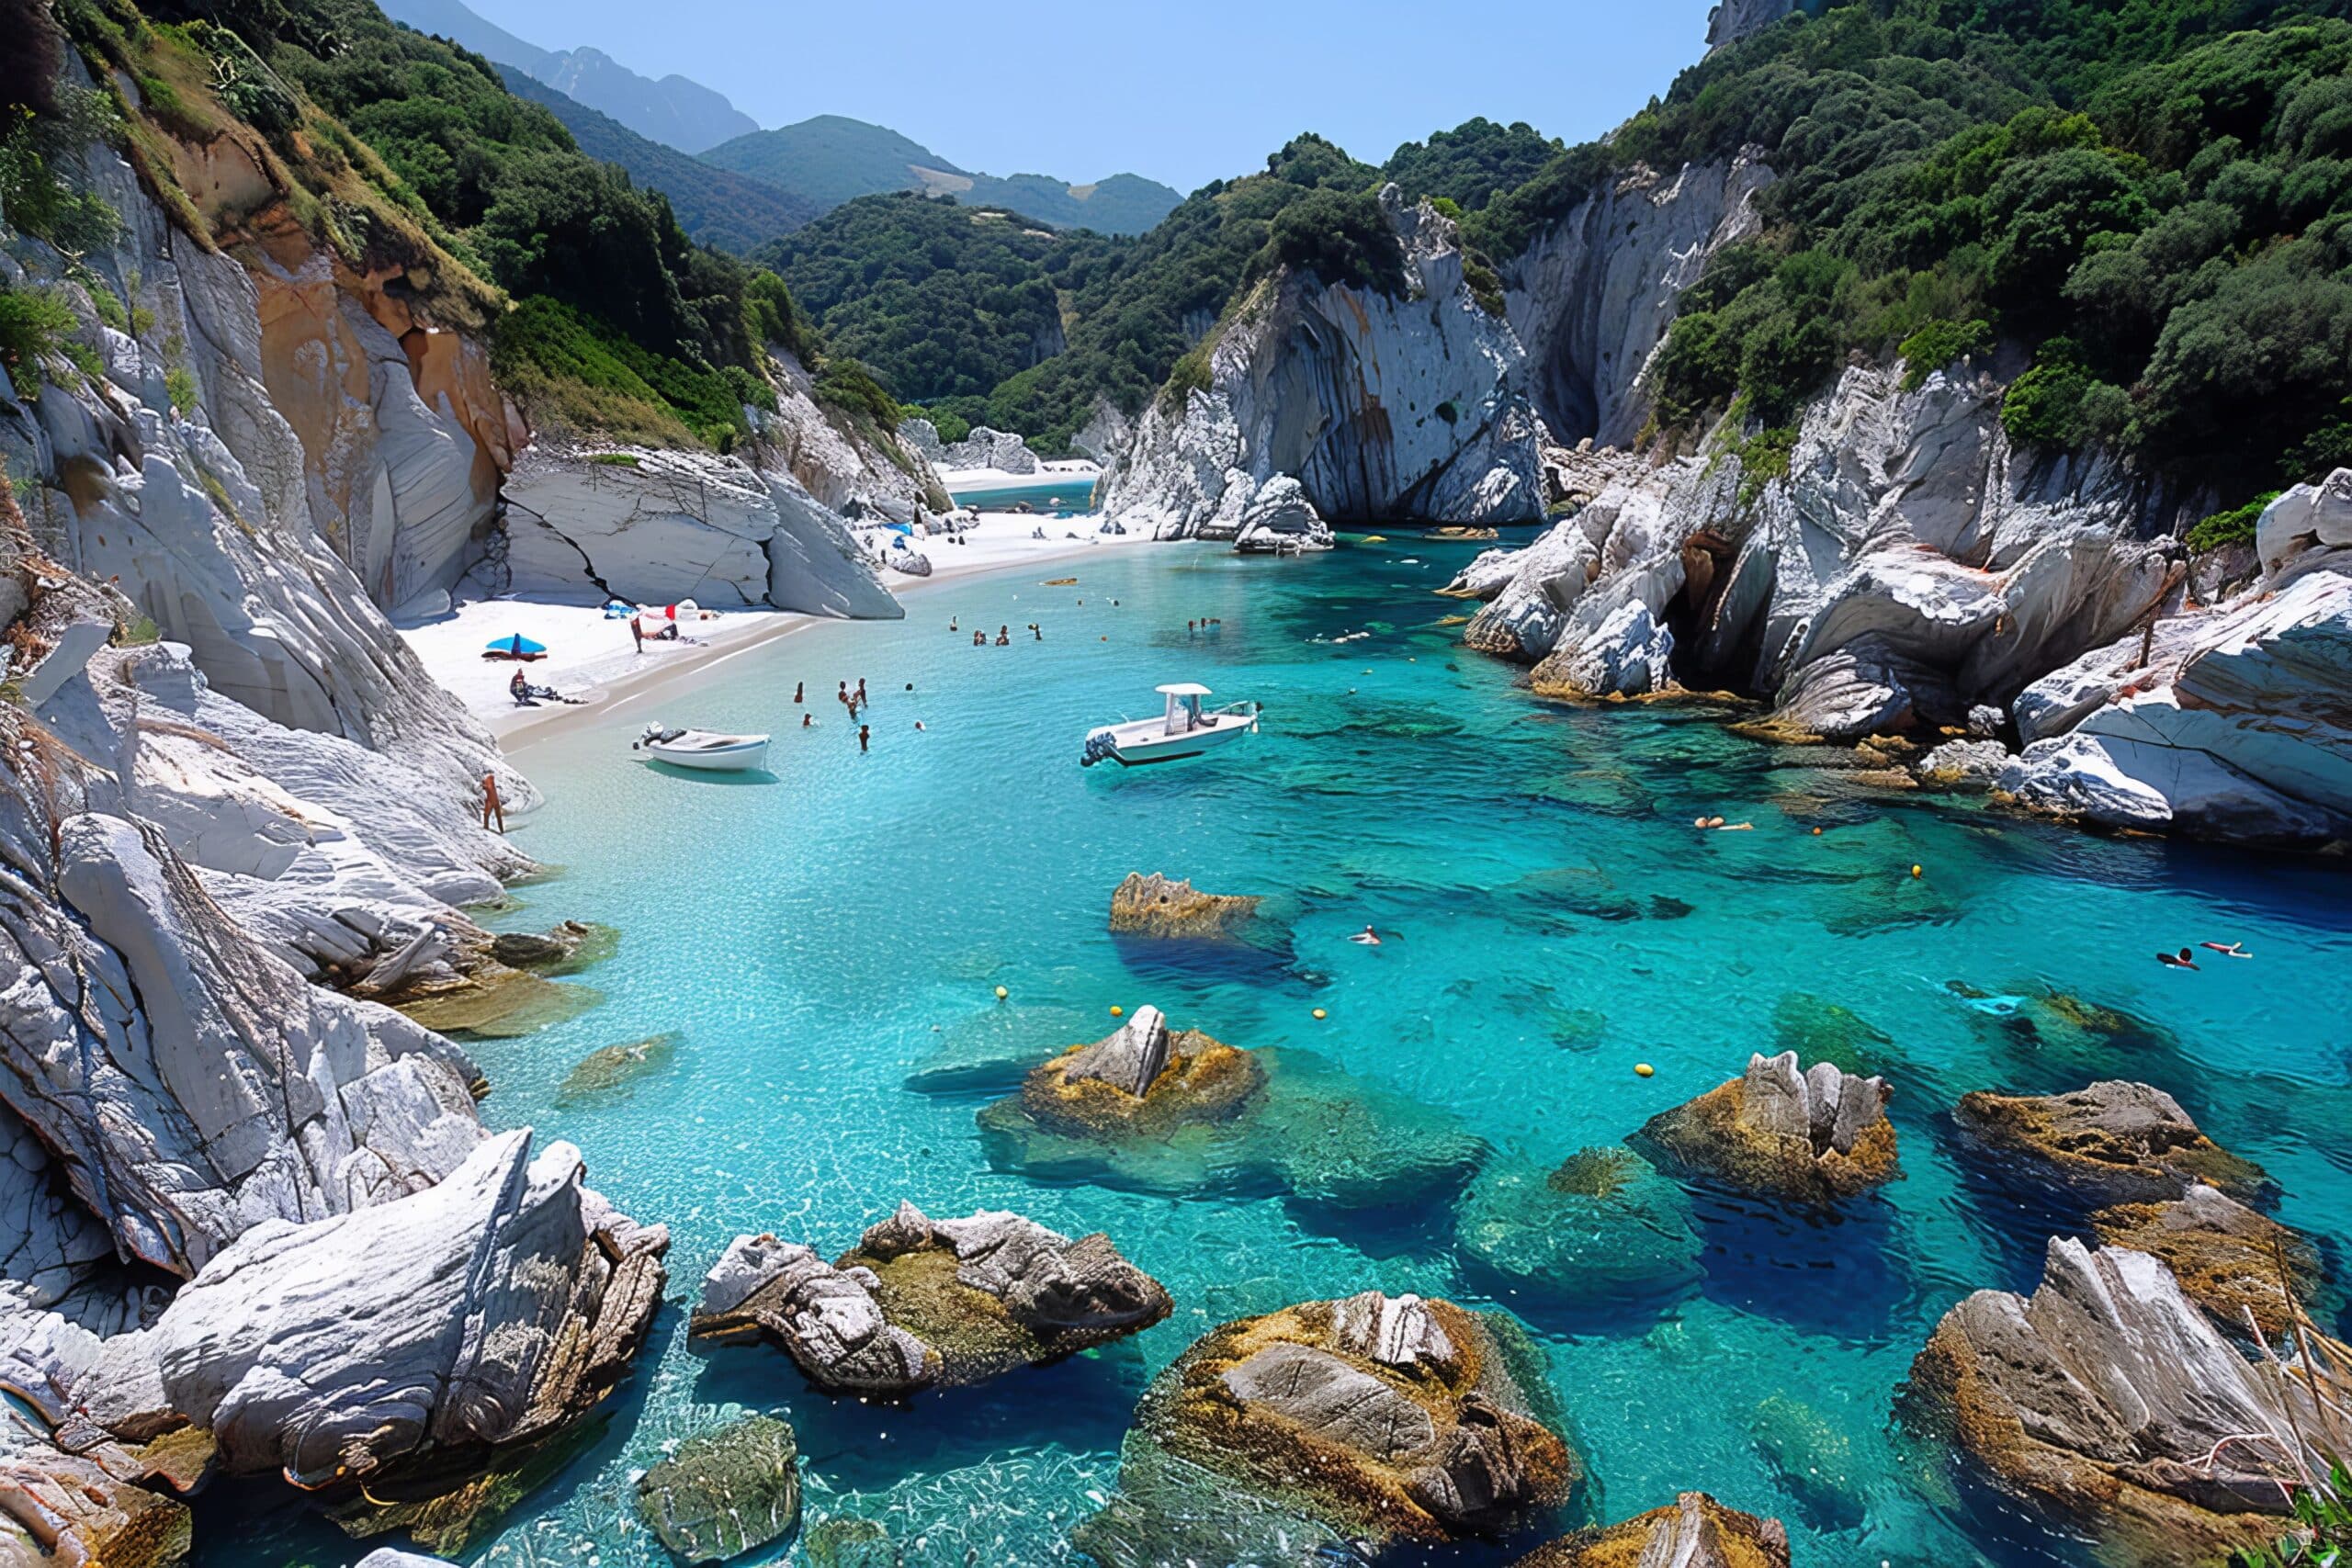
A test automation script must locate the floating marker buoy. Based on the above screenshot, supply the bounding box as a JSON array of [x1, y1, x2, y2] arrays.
[[1110, 1004, 1124, 1018], [1812, 827, 1823, 836], [1312, 1008, 1328, 1021], [994, 986, 1009, 1000], [1634, 1062, 1655, 1077], [1911, 864, 1923, 878]]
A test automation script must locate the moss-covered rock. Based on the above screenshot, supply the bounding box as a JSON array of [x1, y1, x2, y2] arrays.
[[391, 964, 602, 1038], [489, 919, 618, 976], [1108, 872, 1262, 938], [555, 1032, 676, 1107], [1510, 1491, 1790, 1567], [633, 1414, 799, 1564], [2090, 1183, 2324, 1337], [1453, 1150, 1703, 1302], [1639, 1052, 1897, 1204], [1110, 1292, 1583, 1551], [1016, 1006, 1265, 1137], [1952, 1081, 2270, 1208], [804, 1516, 898, 1568]]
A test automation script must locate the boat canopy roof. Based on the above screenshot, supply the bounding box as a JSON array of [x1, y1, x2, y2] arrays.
[[1156, 682, 1213, 696]]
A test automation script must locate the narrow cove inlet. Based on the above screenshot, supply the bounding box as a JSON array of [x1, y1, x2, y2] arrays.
[[190, 537, 2352, 1568]]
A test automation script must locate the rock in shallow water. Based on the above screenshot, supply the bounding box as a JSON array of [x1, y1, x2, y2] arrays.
[[803, 1516, 899, 1568], [1453, 1149, 1703, 1303], [1951, 1079, 2270, 1209], [1107, 871, 1263, 939], [634, 1413, 800, 1564], [1905, 1238, 2339, 1568], [1510, 1490, 1790, 1567], [556, 1032, 679, 1107], [1094, 1292, 1583, 1554], [692, 1204, 1169, 1399], [2089, 1183, 2325, 1337], [1639, 1052, 1897, 1203]]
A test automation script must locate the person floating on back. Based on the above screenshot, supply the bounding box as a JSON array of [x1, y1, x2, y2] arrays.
[[2199, 940, 2253, 958]]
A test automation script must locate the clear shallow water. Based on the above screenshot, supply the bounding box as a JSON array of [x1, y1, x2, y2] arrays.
[[200, 538, 2352, 1568], [946, 478, 1102, 512]]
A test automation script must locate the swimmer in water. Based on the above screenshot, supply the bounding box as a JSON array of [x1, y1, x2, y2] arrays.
[[2156, 947, 2200, 970], [1350, 925, 1382, 946], [2199, 941, 2253, 958]]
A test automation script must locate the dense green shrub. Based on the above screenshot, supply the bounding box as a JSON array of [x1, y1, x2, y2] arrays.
[[0, 284, 77, 402], [1897, 317, 1995, 387], [2186, 489, 2278, 550]]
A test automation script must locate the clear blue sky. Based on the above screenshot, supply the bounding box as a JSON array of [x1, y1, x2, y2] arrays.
[[462, 0, 1720, 191]]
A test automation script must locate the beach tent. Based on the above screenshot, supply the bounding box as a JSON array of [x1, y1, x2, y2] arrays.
[[486, 634, 546, 656], [602, 599, 634, 619]]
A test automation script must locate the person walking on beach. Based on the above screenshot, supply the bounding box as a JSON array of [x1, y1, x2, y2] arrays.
[[858, 723, 871, 753], [629, 615, 643, 654], [481, 772, 505, 834]]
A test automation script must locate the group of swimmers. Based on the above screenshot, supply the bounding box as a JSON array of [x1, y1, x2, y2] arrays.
[[949, 616, 1043, 646], [777, 676, 929, 750]]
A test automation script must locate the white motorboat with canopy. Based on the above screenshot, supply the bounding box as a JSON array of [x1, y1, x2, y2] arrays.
[[1081, 683, 1261, 767], [633, 723, 771, 772]]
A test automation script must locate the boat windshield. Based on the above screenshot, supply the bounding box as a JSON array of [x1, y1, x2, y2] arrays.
[[1163, 692, 1205, 734]]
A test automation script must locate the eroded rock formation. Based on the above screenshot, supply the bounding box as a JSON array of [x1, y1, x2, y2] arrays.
[[1639, 1052, 1897, 1203], [634, 1414, 801, 1566], [1100, 188, 1543, 533], [1013, 1007, 1266, 1136], [1100, 1292, 1581, 1551], [1952, 1081, 2270, 1209], [1512, 1491, 1791, 1568], [1107, 872, 1263, 939], [1906, 1239, 2339, 1568], [2090, 1184, 2324, 1337], [692, 1203, 1170, 1399]]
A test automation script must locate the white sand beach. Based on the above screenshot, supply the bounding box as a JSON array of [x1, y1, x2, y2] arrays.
[[401, 509, 1152, 740]]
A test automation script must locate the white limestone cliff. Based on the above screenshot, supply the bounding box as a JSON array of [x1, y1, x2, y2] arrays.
[[1099, 187, 1544, 534]]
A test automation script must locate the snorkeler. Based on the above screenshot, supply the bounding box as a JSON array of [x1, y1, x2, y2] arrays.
[[2156, 947, 2200, 970]]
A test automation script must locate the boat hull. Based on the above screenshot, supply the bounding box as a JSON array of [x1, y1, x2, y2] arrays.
[[644, 739, 770, 772]]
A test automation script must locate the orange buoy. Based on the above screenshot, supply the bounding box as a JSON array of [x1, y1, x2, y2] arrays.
[[1812, 827, 1823, 836]]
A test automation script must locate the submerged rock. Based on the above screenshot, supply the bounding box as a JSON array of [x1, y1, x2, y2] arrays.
[[1510, 1491, 1790, 1567], [490, 919, 618, 975], [634, 1414, 800, 1564], [556, 1032, 679, 1107], [1104, 1292, 1583, 1552], [1905, 1238, 2338, 1568], [2089, 1183, 2324, 1337], [391, 962, 604, 1038], [1951, 1080, 2269, 1208], [1769, 993, 1894, 1077], [693, 1204, 1169, 1399], [803, 1517, 899, 1568], [1107, 872, 1263, 939], [0, 1420, 192, 1568], [1639, 1052, 1897, 1203], [903, 1002, 1091, 1095], [1453, 1149, 1704, 1302]]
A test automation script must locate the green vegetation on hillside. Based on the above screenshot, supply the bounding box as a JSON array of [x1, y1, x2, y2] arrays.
[[700, 114, 1181, 237], [1383, 117, 1565, 212], [497, 64, 820, 254], [758, 192, 1105, 405], [1471, 0, 2352, 496], [38, 0, 840, 450]]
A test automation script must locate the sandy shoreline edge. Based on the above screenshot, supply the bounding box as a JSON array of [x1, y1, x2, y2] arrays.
[[404, 513, 1156, 754]]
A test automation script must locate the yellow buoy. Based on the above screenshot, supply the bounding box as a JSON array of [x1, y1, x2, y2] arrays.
[[1110, 1004, 1124, 1018], [994, 986, 1009, 1000], [1312, 1008, 1329, 1021], [1634, 1062, 1655, 1077], [1911, 864, 1924, 878]]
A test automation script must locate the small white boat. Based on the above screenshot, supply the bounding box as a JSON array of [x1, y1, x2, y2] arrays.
[[633, 723, 771, 772], [1081, 683, 1261, 768]]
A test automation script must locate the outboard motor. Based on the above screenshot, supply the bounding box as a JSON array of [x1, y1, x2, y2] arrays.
[[1080, 727, 1121, 768]]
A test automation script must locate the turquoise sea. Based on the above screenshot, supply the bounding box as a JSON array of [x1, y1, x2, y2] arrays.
[[200, 536, 2352, 1567], [947, 478, 1102, 513]]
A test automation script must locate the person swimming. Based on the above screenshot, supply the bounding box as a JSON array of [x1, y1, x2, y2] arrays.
[[2157, 947, 2200, 969], [1350, 925, 1382, 945], [801, 713, 812, 728], [2199, 941, 2253, 957]]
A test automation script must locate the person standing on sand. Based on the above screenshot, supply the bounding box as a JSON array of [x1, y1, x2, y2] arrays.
[[481, 773, 505, 833], [629, 615, 643, 654], [858, 724, 870, 753]]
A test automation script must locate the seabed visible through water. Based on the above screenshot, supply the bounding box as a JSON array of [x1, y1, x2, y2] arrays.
[[198, 534, 2352, 1568]]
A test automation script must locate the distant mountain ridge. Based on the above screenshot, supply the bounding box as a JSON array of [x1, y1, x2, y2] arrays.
[[374, 0, 755, 151], [705, 116, 1183, 236], [496, 67, 821, 253]]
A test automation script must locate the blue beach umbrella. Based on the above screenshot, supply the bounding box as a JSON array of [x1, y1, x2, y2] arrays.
[[488, 634, 546, 655]]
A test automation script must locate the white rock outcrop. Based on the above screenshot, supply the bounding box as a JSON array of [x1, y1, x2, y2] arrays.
[[1456, 366, 2188, 739], [1504, 154, 1773, 446], [1100, 187, 1543, 533], [490, 444, 902, 618]]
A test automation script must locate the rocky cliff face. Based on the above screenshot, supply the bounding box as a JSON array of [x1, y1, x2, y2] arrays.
[[1504, 155, 1772, 447], [1099, 187, 1544, 534], [1447, 356, 2349, 844], [1706, 0, 1798, 51]]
